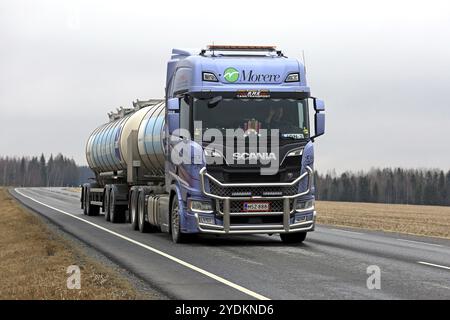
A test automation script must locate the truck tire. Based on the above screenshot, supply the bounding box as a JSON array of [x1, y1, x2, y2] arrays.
[[280, 232, 307, 244], [137, 190, 150, 233], [104, 187, 111, 221], [84, 187, 100, 216], [110, 187, 126, 223], [170, 195, 187, 243], [130, 189, 139, 230], [83, 186, 88, 215], [81, 186, 85, 210], [86, 202, 100, 216], [87, 202, 100, 216]]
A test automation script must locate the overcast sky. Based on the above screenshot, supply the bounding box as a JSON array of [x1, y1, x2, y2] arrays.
[[1, 0, 449, 173]]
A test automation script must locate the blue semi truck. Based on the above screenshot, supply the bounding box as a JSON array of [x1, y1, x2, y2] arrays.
[[81, 45, 325, 243]]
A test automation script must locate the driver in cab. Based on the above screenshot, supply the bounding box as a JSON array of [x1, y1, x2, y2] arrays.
[[265, 105, 285, 130], [264, 105, 301, 134]]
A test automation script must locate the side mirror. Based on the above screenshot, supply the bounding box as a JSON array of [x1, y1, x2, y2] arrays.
[[313, 113, 325, 138], [313, 98, 325, 112], [167, 113, 179, 135], [167, 98, 179, 111], [310, 97, 325, 140]]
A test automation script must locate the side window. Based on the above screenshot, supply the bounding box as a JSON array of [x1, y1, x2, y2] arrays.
[[180, 98, 190, 133], [173, 67, 190, 95], [167, 77, 174, 98]]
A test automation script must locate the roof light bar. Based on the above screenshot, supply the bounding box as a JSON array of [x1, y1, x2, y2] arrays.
[[206, 45, 277, 51]]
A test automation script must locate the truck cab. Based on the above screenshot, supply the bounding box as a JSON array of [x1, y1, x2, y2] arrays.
[[164, 45, 325, 243]]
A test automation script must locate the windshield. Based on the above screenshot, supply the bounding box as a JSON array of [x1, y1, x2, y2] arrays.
[[192, 98, 309, 140]]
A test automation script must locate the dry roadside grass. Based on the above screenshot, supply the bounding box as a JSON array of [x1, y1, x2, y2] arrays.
[[316, 200, 450, 239], [0, 188, 158, 299]]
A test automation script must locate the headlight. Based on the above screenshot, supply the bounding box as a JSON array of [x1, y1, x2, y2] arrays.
[[296, 199, 314, 211], [189, 199, 213, 213], [287, 148, 303, 157]]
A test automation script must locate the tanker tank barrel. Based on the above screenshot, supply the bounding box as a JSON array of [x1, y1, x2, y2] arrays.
[[85, 99, 165, 179]]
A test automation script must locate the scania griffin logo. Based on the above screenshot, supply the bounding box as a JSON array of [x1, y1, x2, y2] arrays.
[[233, 152, 277, 161], [223, 67, 239, 83]]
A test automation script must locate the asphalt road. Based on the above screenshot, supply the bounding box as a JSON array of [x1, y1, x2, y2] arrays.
[[10, 187, 450, 300]]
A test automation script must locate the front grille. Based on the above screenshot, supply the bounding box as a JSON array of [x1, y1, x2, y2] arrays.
[[206, 165, 301, 184], [209, 182, 300, 198], [217, 199, 294, 213]]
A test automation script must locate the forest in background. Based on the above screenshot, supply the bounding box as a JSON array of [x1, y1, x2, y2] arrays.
[[315, 168, 450, 206], [0, 154, 91, 187], [1, 154, 449, 206]]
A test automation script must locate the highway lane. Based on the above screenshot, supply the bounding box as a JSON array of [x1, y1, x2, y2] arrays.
[[10, 187, 450, 300]]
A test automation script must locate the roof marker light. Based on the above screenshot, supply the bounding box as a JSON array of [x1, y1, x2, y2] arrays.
[[202, 72, 218, 82], [285, 73, 300, 82]]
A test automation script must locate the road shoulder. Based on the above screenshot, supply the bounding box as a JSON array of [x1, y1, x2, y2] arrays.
[[1, 187, 166, 299]]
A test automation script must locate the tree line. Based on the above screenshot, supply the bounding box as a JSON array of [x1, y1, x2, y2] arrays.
[[315, 168, 450, 206], [1, 154, 449, 206], [0, 154, 80, 187]]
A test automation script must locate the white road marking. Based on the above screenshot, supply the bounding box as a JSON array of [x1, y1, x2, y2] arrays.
[[418, 261, 450, 271], [330, 228, 363, 235], [14, 188, 269, 300], [397, 239, 442, 248], [325, 229, 447, 250]]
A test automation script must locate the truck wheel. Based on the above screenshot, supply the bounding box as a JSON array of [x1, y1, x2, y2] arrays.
[[137, 190, 150, 233], [84, 188, 99, 216], [87, 203, 100, 216], [280, 232, 307, 244], [130, 189, 139, 230], [81, 186, 85, 211], [110, 187, 126, 223], [170, 196, 187, 243], [83, 186, 88, 215], [104, 187, 111, 221], [86, 203, 100, 216]]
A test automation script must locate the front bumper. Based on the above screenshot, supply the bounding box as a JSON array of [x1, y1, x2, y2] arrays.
[[194, 211, 316, 234], [196, 165, 315, 234]]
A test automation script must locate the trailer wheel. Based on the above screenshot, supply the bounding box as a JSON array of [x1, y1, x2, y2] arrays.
[[86, 202, 100, 216], [137, 190, 150, 233], [280, 232, 307, 244], [87, 202, 100, 216], [82, 186, 88, 215], [130, 189, 139, 230], [170, 195, 187, 243], [81, 186, 85, 211], [84, 187, 100, 216], [104, 187, 111, 221], [110, 187, 126, 223]]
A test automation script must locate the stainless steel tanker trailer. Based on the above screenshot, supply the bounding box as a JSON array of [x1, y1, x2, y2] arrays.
[[81, 45, 325, 243], [82, 99, 167, 228]]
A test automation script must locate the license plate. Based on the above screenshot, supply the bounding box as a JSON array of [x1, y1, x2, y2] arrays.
[[243, 202, 270, 212]]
